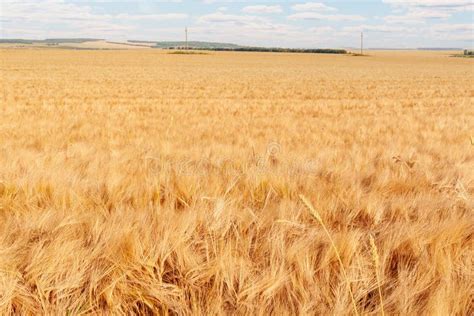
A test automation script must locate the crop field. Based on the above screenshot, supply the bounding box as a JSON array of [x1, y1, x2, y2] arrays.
[[0, 49, 472, 314]]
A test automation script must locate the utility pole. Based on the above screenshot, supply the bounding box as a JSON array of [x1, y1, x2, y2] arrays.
[[185, 27, 188, 50], [360, 32, 363, 55]]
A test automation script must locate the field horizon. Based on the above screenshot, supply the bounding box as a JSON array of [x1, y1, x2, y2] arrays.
[[0, 48, 472, 315]]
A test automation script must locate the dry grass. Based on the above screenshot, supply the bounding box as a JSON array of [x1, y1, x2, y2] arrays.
[[0, 49, 473, 315]]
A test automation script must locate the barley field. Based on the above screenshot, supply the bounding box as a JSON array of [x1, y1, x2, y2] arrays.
[[0, 49, 472, 315]]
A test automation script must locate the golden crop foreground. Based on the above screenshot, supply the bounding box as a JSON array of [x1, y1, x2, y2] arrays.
[[0, 49, 472, 315]]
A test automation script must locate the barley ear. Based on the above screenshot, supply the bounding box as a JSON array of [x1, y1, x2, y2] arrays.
[[299, 194, 322, 223], [370, 234, 385, 316], [299, 194, 359, 316]]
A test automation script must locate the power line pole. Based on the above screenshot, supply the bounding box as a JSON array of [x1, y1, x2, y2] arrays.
[[360, 32, 363, 55], [185, 27, 188, 50]]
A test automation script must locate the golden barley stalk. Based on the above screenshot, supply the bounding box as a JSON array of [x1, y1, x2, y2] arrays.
[[299, 194, 359, 316], [370, 234, 385, 316]]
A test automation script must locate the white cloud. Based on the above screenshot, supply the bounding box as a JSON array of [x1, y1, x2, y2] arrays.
[[309, 26, 335, 33], [383, 0, 473, 9], [343, 24, 412, 33], [242, 5, 282, 14], [382, 0, 473, 24], [197, 12, 289, 33], [288, 12, 365, 22], [1, 1, 187, 22], [384, 9, 453, 24], [431, 23, 474, 32], [197, 12, 266, 25], [195, 11, 316, 47], [429, 23, 474, 41], [288, 1, 363, 21], [116, 13, 188, 21], [291, 2, 337, 12], [0, 0, 187, 39], [340, 21, 474, 46]]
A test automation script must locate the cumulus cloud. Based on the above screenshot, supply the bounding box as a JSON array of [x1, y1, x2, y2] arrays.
[[0, 1, 186, 27], [383, 0, 473, 24], [343, 24, 413, 33], [288, 2, 364, 21], [0, 0, 188, 39], [116, 13, 188, 21], [384, 9, 452, 24], [291, 2, 337, 12], [197, 12, 267, 25], [193, 11, 316, 47], [431, 23, 474, 31], [288, 12, 365, 22], [383, 0, 473, 9], [242, 5, 282, 14]]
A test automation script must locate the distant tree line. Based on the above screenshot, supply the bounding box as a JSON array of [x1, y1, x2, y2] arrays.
[[153, 41, 242, 49], [161, 47, 347, 54], [464, 49, 474, 56]]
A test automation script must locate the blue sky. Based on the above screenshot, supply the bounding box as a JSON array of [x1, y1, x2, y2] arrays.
[[1, 0, 473, 48]]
